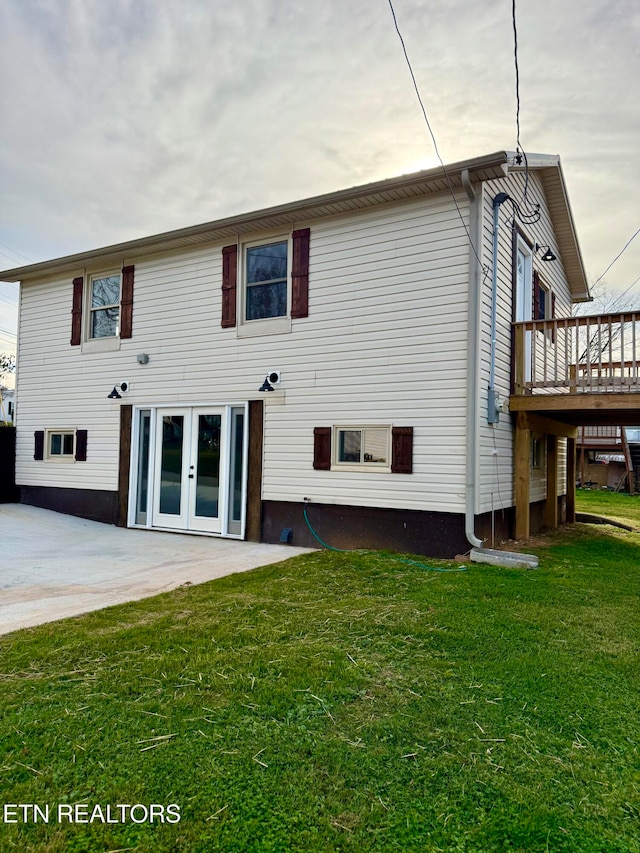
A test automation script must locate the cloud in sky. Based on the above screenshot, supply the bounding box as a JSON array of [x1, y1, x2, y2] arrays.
[[0, 0, 638, 352]]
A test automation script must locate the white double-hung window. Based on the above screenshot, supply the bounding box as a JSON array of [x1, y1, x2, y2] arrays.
[[245, 240, 288, 322], [89, 272, 121, 338]]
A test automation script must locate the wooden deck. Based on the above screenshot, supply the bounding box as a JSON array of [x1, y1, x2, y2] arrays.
[[511, 312, 640, 426], [510, 312, 640, 537]]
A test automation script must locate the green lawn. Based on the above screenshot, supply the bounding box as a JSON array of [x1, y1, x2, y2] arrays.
[[1, 494, 639, 852]]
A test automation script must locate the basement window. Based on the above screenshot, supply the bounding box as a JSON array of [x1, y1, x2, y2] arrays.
[[333, 426, 391, 471], [47, 430, 75, 460]]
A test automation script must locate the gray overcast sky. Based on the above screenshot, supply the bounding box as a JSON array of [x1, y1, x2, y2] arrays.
[[1, 0, 639, 357]]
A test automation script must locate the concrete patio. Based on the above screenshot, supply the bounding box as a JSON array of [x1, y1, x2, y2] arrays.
[[0, 504, 311, 635]]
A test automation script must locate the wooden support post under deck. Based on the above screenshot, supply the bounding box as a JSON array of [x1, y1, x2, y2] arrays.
[[566, 437, 577, 523], [515, 413, 531, 540], [544, 434, 558, 529]]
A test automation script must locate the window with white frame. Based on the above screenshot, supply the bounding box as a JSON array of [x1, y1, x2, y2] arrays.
[[89, 272, 121, 338], [334, 426, 391, 469], [244, 239, 288, 322], [47, 430, 75, 459]]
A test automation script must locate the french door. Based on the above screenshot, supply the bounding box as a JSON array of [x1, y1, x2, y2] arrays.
[[132, 404, 247, 536], [152, 407, 227, 533]]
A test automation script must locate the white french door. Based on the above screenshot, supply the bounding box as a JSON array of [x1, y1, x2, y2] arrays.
[[515, 240, 533, 382], [152, 407, 227, 533]]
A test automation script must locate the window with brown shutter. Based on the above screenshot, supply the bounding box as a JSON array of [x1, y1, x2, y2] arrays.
[[221, 244, 238, 328], [391, 427, 413, 474], [291, 228, 310, 318], [313, 427, 331, 470], [71, 277, 84, 345], [120, 265, 135, 339]]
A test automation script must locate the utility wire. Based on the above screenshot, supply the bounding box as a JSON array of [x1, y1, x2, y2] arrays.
[[386, 0, 488, 277], [590, 227, 640, 292], [511, 0, 534, 212], [0, 241, 32, 263]]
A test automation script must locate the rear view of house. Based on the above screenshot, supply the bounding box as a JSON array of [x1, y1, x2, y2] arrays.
[[3, 150, 638, 556]]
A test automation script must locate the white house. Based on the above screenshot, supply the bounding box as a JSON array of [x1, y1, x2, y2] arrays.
[[0, 387, 15, 424], [3, 151, 639, 556]]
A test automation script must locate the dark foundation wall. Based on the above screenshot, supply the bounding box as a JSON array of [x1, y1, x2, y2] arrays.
[[262, 500, 472, 558], [20, 486, 119, 525], [263, 497, 568, 557]]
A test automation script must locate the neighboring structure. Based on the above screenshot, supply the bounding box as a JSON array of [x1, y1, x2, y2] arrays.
[[3, 151, 640, 557], [576, 426, 635, 493], [0, 386, 15, 424]]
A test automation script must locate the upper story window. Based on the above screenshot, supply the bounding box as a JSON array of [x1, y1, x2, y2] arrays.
[[70, 265, 134, 349], [89, 273, 120, 338], [245, 240, 288, 321], [220, 229, 310, 335]]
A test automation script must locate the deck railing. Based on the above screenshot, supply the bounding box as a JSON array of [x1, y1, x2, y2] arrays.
[[513, 312, 640, 395]]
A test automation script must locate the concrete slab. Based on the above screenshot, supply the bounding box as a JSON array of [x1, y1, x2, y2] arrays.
[[0, 504, 312, 635]]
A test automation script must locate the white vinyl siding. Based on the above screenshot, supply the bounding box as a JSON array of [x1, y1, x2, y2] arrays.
[[477, 170, 573, 513], [15, 192, 471, 514]]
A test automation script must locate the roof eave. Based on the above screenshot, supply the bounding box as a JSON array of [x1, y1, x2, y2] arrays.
[[0, 151, 512, 282]]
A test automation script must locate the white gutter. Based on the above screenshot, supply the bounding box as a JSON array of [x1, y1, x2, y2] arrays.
[[462, 169, 483, 549]]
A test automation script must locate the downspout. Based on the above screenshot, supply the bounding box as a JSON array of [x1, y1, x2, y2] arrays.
[[488, 192, 510, 423], [462, 169, 483, 548]]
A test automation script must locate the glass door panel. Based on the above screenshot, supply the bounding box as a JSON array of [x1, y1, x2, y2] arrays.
[[152, 409, 190, 529], [187, 409, 225, 533], [227, 408, 245, 535], [160, 415, 185, 515], [135, 410, 151, 524], [193, 414, 221, 519]]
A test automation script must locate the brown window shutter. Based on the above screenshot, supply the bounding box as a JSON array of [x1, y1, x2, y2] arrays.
[[75, 429, 88, 462], [71, 276, 84, 345], [34, 430, 44, 460], [120, 265, 134, 339], [291, 228, 310, 319], [391, 427, 413, 474], [221, 244, 238, 328], [313, 427, 331, 470], [532, 270, 541, 321]]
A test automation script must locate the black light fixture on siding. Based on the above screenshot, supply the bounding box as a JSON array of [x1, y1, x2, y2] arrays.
[[535, 243, 557, 262], [107, 382, 128, 399], [259, 375, 275, 392]]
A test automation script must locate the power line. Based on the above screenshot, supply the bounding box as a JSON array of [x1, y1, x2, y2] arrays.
[[386, 0, 487, 276], [591, 227, 640, 291], [0, 240, 32, 263], [0, 326, 17, 338], [511, 0, 534, 212], [609, 273, 640, 312]]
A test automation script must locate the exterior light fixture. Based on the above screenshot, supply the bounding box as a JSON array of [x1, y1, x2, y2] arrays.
[[259, 371, 281, 392], [259, 375, 275, 392], [535, 243, 557, 262], [107, 381, 129, 399]]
